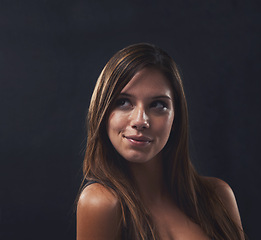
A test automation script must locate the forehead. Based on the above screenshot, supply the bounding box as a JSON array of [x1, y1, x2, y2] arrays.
[[121, 68, 173, 98]]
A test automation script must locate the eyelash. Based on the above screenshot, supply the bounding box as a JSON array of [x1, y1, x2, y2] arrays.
[[115, 98, 168, 111], [150, 100, 168, 111], [115, 98, 131, 108]]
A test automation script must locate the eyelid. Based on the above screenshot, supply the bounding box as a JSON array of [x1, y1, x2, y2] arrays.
[[114, 97, 132, 108], [116, 97, 131, 102], [115, 95, 172, 109], [150, 100, 169, 110], [153, 99, 168, 105]]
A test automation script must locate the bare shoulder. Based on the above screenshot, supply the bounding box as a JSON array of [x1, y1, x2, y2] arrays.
[[202, 176, 243, 228], [203, 176, 231, 190], [203, 176, 236, 201], [77, 183, 121, 240], [78, 183, 119, 210]]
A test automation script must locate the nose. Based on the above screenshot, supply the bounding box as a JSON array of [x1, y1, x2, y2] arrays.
[[130, 106, 149, 130]]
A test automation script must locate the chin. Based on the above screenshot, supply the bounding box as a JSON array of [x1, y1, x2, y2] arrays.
[[126, 159, 148, 164], [123, 154, 152, 164]]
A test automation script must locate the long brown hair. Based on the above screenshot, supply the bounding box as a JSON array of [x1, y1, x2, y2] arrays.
[[81, 43, 244, 239]]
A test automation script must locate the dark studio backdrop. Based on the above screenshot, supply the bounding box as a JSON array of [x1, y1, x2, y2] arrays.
[[1, 0, 260, 239]]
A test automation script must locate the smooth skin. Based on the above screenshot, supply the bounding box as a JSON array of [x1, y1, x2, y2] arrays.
[[77, 68, 244, 240], [107, 68, 175, 165]]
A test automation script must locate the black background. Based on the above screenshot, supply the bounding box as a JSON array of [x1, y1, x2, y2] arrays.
[[1, 0, 260, 239]]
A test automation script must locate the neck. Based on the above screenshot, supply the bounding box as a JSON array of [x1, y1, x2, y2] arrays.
[[127, 154, 168, 205]]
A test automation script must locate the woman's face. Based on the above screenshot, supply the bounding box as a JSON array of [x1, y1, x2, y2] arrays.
[[107, 68, 175, 164]]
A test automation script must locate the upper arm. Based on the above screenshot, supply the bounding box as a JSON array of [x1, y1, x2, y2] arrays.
[[207, 177, 243, 229], [76, 183, 121, 240]]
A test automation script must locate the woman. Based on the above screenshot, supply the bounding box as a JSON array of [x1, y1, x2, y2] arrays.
[[77, 43, 245, 239]]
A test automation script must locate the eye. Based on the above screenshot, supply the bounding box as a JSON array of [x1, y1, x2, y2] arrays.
[[115, 98, 132, 109], [150, 100, 168, 111]]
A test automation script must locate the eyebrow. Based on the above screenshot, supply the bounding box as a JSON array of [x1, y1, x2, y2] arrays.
[[119, 92, 172, 100]]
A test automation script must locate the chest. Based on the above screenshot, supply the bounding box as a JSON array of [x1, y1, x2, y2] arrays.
[[151, 203, 211, 240]]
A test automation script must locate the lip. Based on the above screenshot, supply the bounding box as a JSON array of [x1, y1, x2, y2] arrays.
[[123, 135, 152, 146]]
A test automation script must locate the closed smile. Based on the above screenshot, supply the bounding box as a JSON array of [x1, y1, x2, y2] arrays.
[[123, 135, 152, 146]]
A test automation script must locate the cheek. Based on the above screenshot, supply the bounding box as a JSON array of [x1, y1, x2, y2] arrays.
[[107, 111, 127, 135], [155, 114, 174, 139]]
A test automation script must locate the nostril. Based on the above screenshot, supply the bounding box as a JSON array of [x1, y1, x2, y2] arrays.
[[132, 120, 149, 130], [130, 107, 149, 129]]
